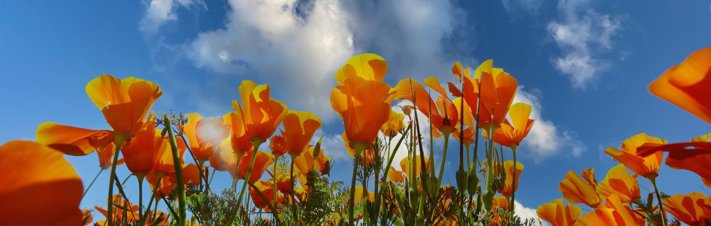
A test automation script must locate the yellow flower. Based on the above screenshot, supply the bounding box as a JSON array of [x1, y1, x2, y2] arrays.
[[559, 168, 601, 208], [282, 110, 321, 156], [604, 133, 666, 179], [596, 164, 640, 203], [331, 53, 394, 149], [536, 199, 581, 226]]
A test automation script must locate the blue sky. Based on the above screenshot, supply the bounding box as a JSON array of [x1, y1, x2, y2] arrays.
[[1, 0, 710, 220]]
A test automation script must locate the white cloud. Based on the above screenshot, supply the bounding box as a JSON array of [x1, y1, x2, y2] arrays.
[[548, 0, 621, 89], [186, 0, 466, 122], [514, 87, 586, 162], [315, 131, 352, 163], [514, 200, 543, 224], [139, 0, 203, 35]]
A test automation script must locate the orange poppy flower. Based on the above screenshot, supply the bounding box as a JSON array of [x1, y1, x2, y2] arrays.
[[121, 119, 163, 177], [282, 110, 321, 156], [293, 146, 332, 188], [269, 134, 288, 157], [501, 160, 524, 196], [637, 134, 711, 187], [649, 47, 711, 124], [183, 113, 230, 163], [209, 138, 239, 174], [560, 168, 601, 208], [294, 146, 331, 176], [596, 164, 640, 203], [183, 163, 201, 186], [381, 109, 405, 138], [97, 142, 123, 169], [236, 150, 274, 183], [394, 77, 458, 137], [536, 199, 581, 226], [232, 80, 288, 146], [574, 194, 644, 226], [489, 103, 535, 148], [663, 192, 711, 225], [37, 74, 160, 172], [604, 133, 666, 179], [35, 122, 113, 156], [250, 180, 283, 211], [331, 53, 394, 149], [85, 74, 162, 137], [388, 168, 405, 184], [146, 173, 177, 198], [0, 141, 83, 225], [456, 63, 482, 122], [475, 60, 518, 127], [275, 173, 293, 194]]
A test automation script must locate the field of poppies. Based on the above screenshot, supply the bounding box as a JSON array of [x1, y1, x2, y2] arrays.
[[1, 47, 710, 226]]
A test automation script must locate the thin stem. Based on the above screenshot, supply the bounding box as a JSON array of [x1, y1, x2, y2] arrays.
[[438, 135, 450, 186], [273, 155, 279, 214], [348, 145, 363, 226], [106, 141, 121, 226], [290, 155, 298, 222], [237, 140, 263, 207], [651, 178, 668, 226], [82, 168, 104, 199], [138, 176, 144, 223], [164, 116, 186, 226], [510, 147, 517, 214]]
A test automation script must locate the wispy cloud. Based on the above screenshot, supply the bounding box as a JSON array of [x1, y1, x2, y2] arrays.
[[501, 0, 545, 16], [139, 0, 203, 35], [514, 87, 586, 162], [548, 0, 621, 89]]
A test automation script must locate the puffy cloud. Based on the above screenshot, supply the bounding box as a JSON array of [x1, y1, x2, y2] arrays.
[[189, 0, 353, 121], [514, 87, 586, 162], [139, 0, 203, 35], [514, 200, 543, 224], [548, 0, 621, 89], [186, 0, 468, 122]]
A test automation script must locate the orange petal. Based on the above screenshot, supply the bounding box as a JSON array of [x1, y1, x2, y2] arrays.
[[536, 199, 581, 226], [559, 169, 601, 207], [0, 141, 83, 225], [36, 122, 112, 156], [649, 47, 711, 124]]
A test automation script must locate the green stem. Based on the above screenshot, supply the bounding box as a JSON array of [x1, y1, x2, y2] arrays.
[[290, 156, 298, 222], [273, 155, 279, 213], [510, 147, 517, 215], [438, 135, 450, 187], [348, 145, 363, 226], [651, 178, 668, 226], [106, 141, 121, 226], [138, 176, 144, 224], [237, 140, 263, 208], [82, 168, 104, 199], [164, 116, 186, 226]]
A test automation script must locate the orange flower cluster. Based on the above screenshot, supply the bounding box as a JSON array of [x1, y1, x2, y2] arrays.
[[538, 47, 711, 226]]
